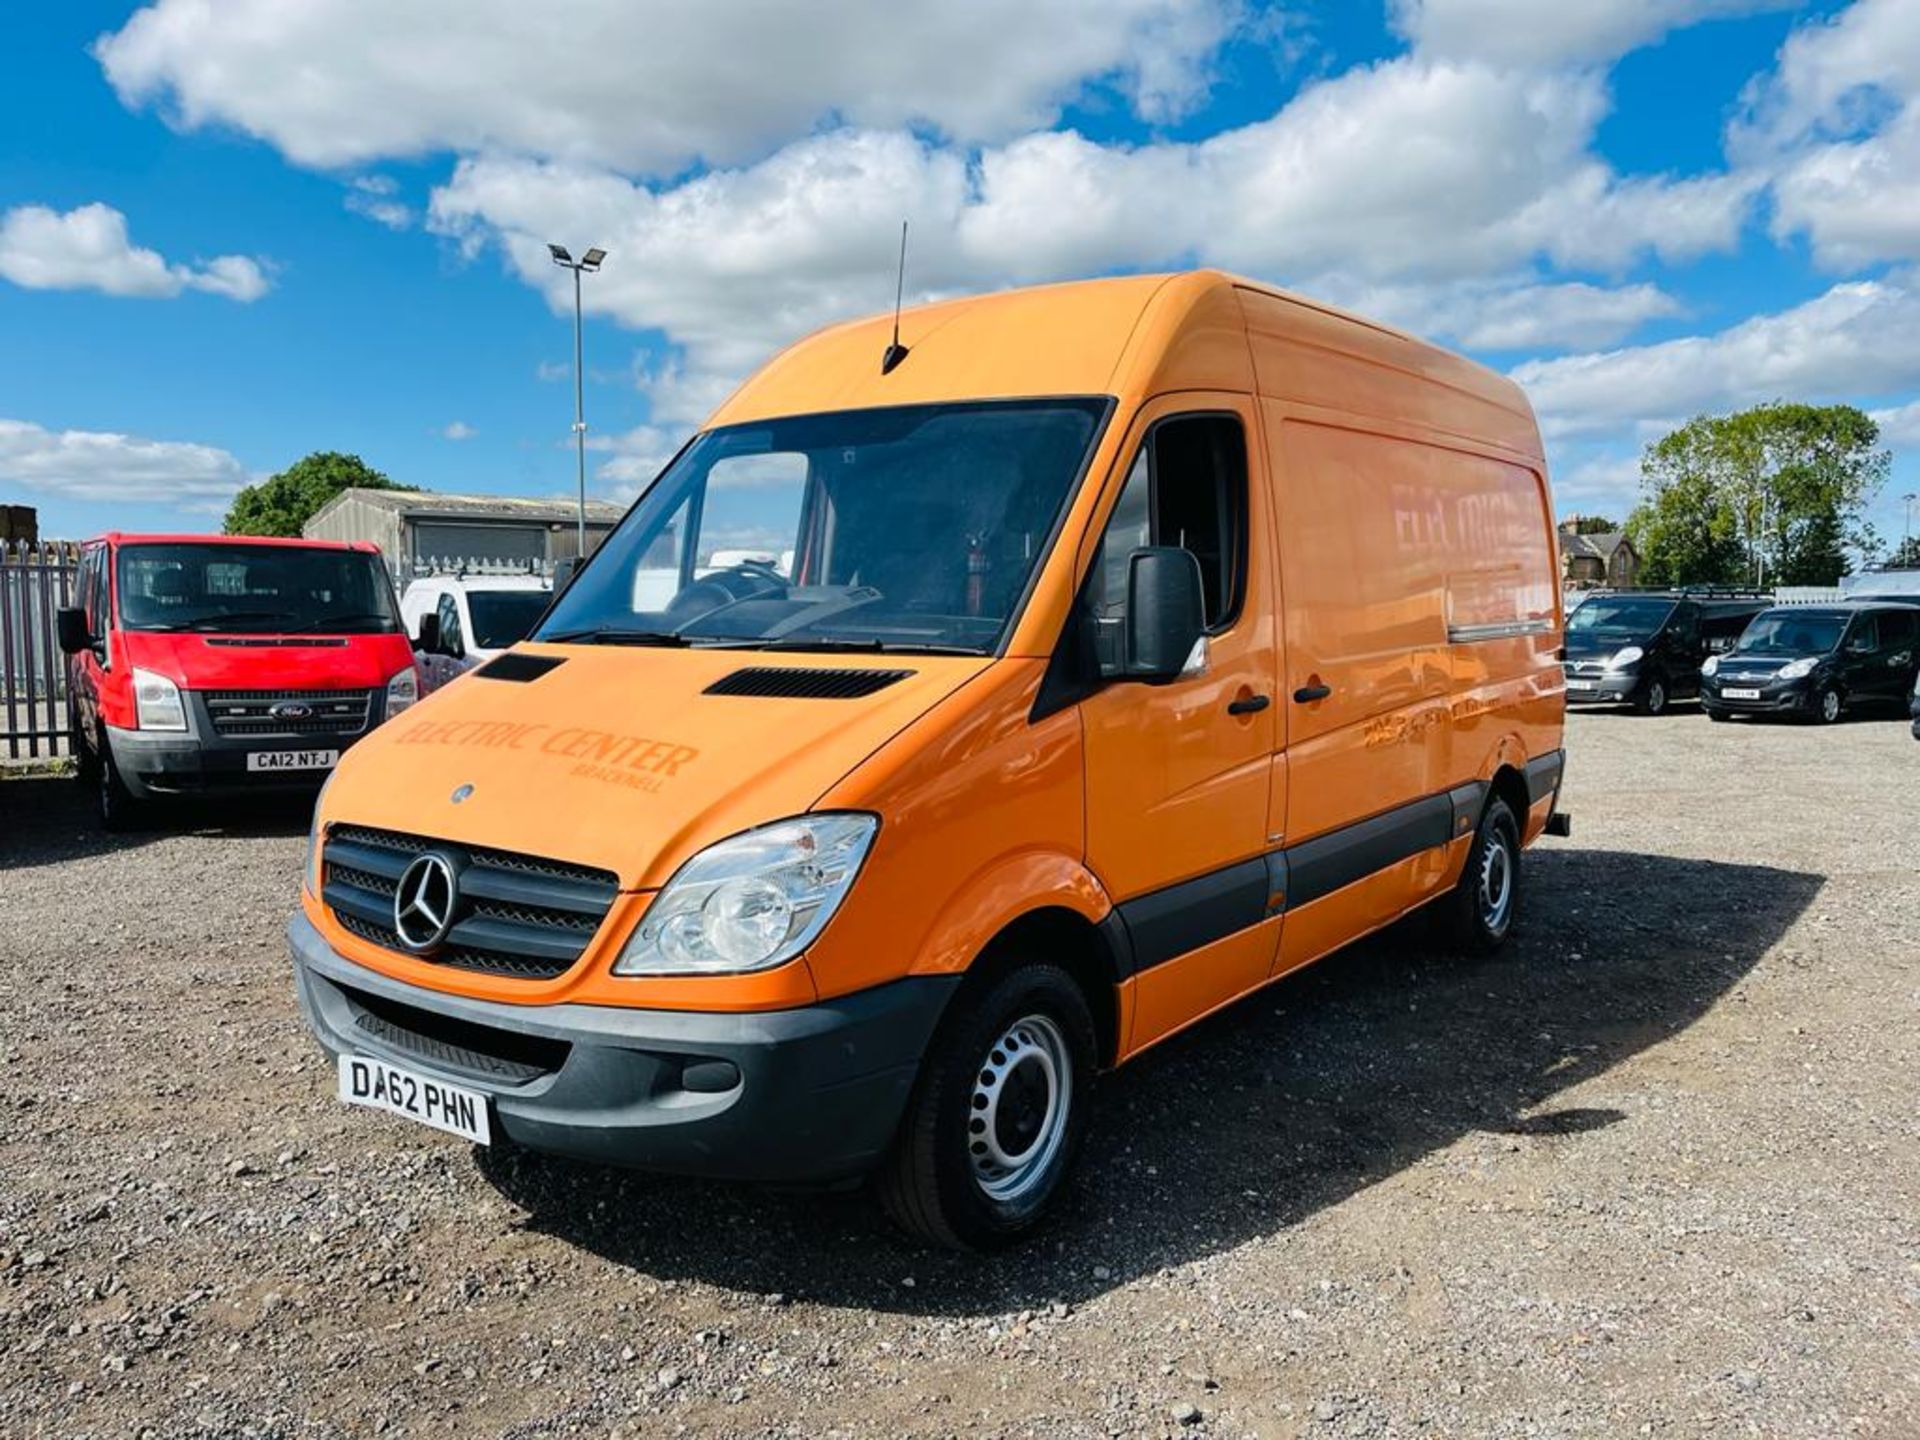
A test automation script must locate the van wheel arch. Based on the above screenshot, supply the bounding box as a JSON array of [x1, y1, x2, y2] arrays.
[[1488, 764, 1531, 835], [947, 908, 1122, 1069]]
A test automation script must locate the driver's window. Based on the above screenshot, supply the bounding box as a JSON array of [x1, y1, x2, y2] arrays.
[[436, 594, 464, 657], [1847, 615, 1880, 654], [697, 453, 809, 580], [1669, 604, 1699, 645], [1085, 414, 1248, 678]]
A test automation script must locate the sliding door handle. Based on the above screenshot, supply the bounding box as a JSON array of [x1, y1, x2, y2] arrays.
[[1227, 693, 1271, 715], [1292, 683, 1332, 703]]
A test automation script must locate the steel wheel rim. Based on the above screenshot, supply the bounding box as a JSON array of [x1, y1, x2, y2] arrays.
[[1648, 682, 1665, 713], [1479, 828, 1514, 932], [967, 1013, 1071, 1204]]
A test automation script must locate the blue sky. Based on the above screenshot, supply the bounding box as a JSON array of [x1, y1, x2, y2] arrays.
[[3, 0, 1918, 554]]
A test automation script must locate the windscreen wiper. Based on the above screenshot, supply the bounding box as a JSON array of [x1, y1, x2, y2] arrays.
[[737, 637, 984, 656], [138, 611, 297, 632], [541, 628, 696, 647], [290, 612, 395, 633]]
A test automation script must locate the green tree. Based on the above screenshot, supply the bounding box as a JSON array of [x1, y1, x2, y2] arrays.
[[223, 451, 416, 537], [1627, 403, 1888, 587], [1887, 534, 1920, 569], [1569, 514, 1621, 535]]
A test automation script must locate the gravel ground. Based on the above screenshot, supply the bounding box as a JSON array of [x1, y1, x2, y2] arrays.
[[2, 710, 1915, 1439]]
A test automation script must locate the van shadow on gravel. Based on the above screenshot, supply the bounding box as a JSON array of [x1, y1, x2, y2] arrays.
[[475, 847, 1820, 1318], [0, 774, 311, 873]]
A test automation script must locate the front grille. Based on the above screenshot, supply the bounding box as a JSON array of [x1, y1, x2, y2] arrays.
[[340, 982, 569, 1082], [1563, 660, 1607, 679], [323, 824, 619, 981], [206, 688, 372, 737]]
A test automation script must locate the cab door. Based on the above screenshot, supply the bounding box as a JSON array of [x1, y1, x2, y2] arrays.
[[1076, 396, 1281, 1052], [68, 543, 109, 750]]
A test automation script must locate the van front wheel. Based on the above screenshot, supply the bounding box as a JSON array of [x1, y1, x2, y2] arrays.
[[878, 963, 1096, 1250], [1437, 795, 1522, 957]]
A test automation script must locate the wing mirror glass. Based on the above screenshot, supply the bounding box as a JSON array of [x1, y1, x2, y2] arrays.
[[414, 612, 441, 655], [1124, 547, 1208, 683], [56, 607, 91, 656]]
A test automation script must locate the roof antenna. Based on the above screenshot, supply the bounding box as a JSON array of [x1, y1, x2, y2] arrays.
[[881, 220, 911, 375]]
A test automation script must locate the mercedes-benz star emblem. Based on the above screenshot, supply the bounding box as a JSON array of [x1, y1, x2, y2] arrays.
[[393, 852, 458, 953]]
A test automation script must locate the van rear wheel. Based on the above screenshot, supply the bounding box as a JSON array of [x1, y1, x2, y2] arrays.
[[878, 962, 1095, 1250], [1437, 795, 1521, 957]]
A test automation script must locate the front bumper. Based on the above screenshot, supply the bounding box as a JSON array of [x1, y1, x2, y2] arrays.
[[288, 911, 957, 1183], [107, 691, 387, 798], [1563, 668, 1642, 705], [1700, 679, 1813, 715]]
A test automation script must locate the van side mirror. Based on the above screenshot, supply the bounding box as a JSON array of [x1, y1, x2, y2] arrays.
[[1124, 547, 1207, 682], [552, 556, 579, 592], [414, 613, 441, 655], [56, 607, 91, 656]]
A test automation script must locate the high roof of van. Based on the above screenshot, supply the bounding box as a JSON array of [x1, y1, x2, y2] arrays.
[[706, 269, 1542, 464]]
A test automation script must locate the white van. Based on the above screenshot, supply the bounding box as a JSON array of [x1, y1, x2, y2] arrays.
[[399, 575, 553, 692]]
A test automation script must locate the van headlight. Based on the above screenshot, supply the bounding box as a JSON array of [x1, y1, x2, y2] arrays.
[[385, 665, 420, 716], [305, 771, 335, 897], [1607, 645, 1644, 670], [1701, 654, 1720, 678], [131, 667, 187, 731], [1778, 657, 1817, 681], [614, 813, 878, 976]]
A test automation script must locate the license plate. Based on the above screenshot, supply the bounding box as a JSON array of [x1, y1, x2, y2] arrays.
[[337, 1054, 491, 1144], [1722, 687, 1761, 700], [247, 749, 338, 772], [1566, 679, 1596, 691]]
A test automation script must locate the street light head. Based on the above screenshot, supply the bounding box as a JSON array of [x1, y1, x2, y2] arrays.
[[547, 243, 572, 265], [581, 246, 607, 270]]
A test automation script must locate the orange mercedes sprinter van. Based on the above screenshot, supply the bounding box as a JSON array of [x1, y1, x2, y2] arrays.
[[290, 271, 1568, 1247]]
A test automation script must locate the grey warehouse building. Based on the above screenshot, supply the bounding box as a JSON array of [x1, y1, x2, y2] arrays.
[[302, 488, 625, 571]]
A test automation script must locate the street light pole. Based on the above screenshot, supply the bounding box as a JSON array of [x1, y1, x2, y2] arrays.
[[548, 244, 606, 561]]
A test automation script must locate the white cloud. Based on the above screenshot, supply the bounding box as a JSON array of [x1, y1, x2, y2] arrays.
[[1732, 0, 1920, 270], [0, 418, 251, 503], [1394, 0, 1787, 68], [1514, 273, 1920, 440], [1321, 278, 1683, 352], [431, 55, 1749, 428], [441, 421, 476, 441], [0, 202, 271, 301], [345, 174, 412, 230], [1871, 398, 1920, 447], [97, 0, 1242, 174]]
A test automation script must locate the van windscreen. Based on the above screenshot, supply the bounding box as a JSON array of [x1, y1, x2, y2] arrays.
[[1565, 596, 1674, 638], [115, 544, 401, 635], [1732, 611, 1845, 656], [538, 398, 1109, 656]]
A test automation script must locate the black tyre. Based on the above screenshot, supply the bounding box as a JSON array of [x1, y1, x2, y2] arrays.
[[879, 962, 1096, 1250], [1437, 795, 1522, 957], [1812, 685, 1843, 725], [97, 739, 143, 832], [71, 716, 101, 782], [1634, 677, 1669, 716], [1706, 707, 1731, 723]]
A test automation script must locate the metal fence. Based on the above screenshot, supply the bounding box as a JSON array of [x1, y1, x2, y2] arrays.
[[1, 540, 78, 760], [395, 555, 559, 585]]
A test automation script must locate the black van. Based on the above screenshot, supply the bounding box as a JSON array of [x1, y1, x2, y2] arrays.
[[1700, 602, 1920, 723], [1563, 591, 1771, 715]]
